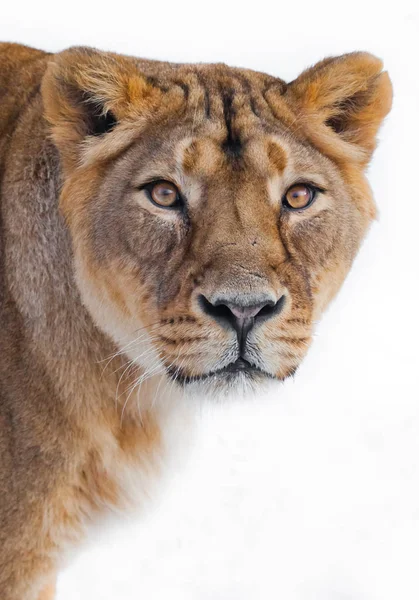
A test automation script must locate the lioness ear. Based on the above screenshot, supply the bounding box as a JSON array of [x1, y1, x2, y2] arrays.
[[41, 47, 162, 170], [285, 52, 392, 165]]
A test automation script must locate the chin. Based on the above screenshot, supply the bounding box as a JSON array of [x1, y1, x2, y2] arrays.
[[169, 359, 280, 401]]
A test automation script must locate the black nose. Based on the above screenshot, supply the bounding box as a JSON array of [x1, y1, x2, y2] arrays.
[[199, 294, 285, 350]]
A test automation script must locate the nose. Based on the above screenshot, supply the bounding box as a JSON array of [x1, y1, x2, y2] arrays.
[[199, 293, 285, 350]]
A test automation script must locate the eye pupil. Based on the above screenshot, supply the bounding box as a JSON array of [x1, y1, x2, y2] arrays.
[[284, 184, 314, 210]]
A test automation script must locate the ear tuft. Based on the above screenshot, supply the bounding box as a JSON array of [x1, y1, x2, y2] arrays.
[[41, 47, 162, 171], [57, 83, 118, 137], [88, 107, 117, 137], [285, 52, 393, 165]]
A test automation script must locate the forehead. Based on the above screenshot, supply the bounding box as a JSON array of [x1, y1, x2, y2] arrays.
[[166, 64, 292, 176], [143, 127, 330, 189], [122, 61, 335, 182]]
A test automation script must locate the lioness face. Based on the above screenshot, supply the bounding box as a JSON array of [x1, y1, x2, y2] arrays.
[[43, 49, 392, 394]]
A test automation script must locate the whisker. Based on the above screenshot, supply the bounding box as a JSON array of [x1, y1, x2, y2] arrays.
[[107, 335, 162, 377], [115, 344, 163, 405], [99, 325, 169, 378], [97, 321, 169, 366], [120, 363, 164, 426]]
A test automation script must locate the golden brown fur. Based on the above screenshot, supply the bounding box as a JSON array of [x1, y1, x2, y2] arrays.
[[0, 42, 392, 598]]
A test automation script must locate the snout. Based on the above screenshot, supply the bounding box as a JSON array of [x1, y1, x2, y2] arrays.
[[157, 240, 312, 387], [198, 292, 286, 353]]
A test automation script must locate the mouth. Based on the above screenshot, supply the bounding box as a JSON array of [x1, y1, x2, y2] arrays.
[[167, 357, 275, 386]]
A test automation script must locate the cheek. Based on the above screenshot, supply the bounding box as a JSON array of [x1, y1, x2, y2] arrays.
[[284, 187, 367, 273], [76, 252, 146, 324], [286, 207, 365, 317], [290, 210, 342, 270], [127, 218, 181, 261], [92, 204, 181, 261], [121, 215, 194, 310], [91, 206, 188, 297]]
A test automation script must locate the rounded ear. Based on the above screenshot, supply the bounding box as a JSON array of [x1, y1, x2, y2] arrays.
[[41, 47, 163, 171], [284, 52, 393, 165]]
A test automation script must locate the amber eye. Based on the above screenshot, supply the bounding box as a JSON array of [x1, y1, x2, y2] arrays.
[[283, 184, 316, 210], [145, 181, 181, 208]]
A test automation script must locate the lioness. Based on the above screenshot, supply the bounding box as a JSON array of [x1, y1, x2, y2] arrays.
[[0, 43, 392, 598]]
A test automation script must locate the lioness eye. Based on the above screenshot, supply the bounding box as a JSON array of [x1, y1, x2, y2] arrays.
[[283, 184, 316, 210], [146, 181, 181, 208]]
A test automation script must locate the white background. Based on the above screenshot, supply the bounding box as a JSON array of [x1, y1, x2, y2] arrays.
[[2, 2, 419, 599]]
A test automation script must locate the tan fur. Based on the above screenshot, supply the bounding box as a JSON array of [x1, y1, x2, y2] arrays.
[[37, 578, 56, 600], [0, 42, 392, 598]]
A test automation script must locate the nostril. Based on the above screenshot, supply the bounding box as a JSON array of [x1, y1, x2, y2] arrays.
[[256, 295, 286, 322], [198, 293, 286, 329], [198, 295, 233, 321]]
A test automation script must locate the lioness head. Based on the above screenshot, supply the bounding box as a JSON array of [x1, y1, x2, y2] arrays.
[[41, 48, 391, 394]]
